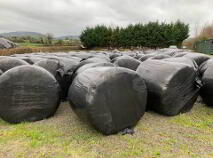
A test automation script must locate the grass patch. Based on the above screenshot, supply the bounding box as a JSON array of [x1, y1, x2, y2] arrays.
[[171, 103, 213, 130], [0, 102, 213, 158]]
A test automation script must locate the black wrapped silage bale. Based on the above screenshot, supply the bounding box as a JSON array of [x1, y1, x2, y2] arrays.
[[136, 59, 201, 116], [0, 57, 29, 72], [200, 60, 213, 107], [68, 67, 147, 135], [113, 56, 141, 71], [35, 58, 79, 100], [0, 65, 60, 123], [184, 53, 210, 66], [72, 62, 114, 80]]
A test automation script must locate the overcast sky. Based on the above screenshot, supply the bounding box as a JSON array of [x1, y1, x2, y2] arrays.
[[0, 0, 213, 37]]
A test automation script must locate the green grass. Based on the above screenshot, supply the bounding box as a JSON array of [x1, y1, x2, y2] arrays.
[[0, 102, 213, 158], [17, 42, 45, 48]]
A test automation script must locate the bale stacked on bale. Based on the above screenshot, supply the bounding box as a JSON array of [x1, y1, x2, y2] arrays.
[[68, 67, 147, 135]]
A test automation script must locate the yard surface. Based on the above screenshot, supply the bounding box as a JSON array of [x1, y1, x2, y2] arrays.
[[0, 102, 213, 158]]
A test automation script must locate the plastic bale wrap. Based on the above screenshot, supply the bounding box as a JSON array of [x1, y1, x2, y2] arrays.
[[72, 62, 114, 80], [0, 65, 60, 123], [68, 67, 147, 135], [34, 59, 63, 77], [0, 70, 3, 76], [163, 57, 198, 70], [136, 59, 201, 116], [200, 60, 213, 107], [72, 53, 94, 60], [113, 56, 141, 71], [133, 54, 145, 60], [35, 58, 79, 100], [109, 54, 122, 60], [139, 54, 157, 62], [149, 54, 171, 60], [0, 57, 29, 72], [75, 57, 110, 70], [184, 53, 210, 66], [56, 57, 80, 100], [173, 52, 188, 58], [198, 60, 210, 77]]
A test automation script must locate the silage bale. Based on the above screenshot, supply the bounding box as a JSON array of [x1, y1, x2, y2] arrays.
[[163, 57, 198, 70], [109, 54, 121, 60], [113, 56, 141, 71], [72, 62, 114, 80], [133, 54, 145, 60], [55, 57, 80, 100], [173, 52, 187, 57], [149, 54, 171, 60], [0, 65, 60, 123], [34, 58, 79, 100], [200, 60, 213, 107], [184, 53, 210, 66], [15, 57, 43, 65], [75, 57, 110, 70], [137, 59, 201, 116], [34, 59, 62, 76], [198, 60, 210, 77], [0, 57, 29, 72], [0, 70, 3, 76], [139, 54, 156, 62], [68, 67, 147, 135]]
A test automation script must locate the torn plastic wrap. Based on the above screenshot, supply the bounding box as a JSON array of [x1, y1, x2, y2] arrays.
[[137, 59, 202, 116], [0, 65, 60, 123], [68, 67, 147, 135]]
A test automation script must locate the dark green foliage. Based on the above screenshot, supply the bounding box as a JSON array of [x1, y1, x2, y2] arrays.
[[80, 21, 189, 49], [173, 20, 189, 48], [80, 25, 112, 48]]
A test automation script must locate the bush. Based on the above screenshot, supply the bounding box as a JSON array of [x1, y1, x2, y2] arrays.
[[80, 21, 189, 49]]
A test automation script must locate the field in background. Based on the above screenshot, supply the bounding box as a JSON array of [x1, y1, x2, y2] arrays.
[[0, 37, 82, 56], [0, 46, 81, 56], [0, 102, 212, 158]]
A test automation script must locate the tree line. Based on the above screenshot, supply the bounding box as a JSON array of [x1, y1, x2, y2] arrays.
[[80, 21, 189, 49]]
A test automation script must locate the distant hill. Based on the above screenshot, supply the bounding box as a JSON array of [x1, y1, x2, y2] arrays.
[[0, 31, 45, 38], [55, 35, 79, 40]]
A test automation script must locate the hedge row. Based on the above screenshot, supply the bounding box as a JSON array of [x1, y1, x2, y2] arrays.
[[80, 21, 189, 49]]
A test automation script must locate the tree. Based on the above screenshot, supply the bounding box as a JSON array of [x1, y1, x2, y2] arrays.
[[80, 21, 189, 49], [173, 20, 189, 48], [46, 33, 54, 45]]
